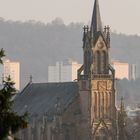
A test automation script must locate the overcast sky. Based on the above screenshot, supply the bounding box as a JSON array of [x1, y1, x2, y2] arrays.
[[0, 0, 140, 35]]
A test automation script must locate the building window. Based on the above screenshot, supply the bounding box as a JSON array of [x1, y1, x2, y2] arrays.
[[95, 50, 101, 74], [101, 51, 107, 73], [84, 51, 88, 74]]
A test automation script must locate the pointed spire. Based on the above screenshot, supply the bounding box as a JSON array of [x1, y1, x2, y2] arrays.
[[91, 0, 103, 35]]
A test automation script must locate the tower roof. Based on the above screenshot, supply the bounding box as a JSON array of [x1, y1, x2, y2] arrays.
[[91, 0, 103, 35]]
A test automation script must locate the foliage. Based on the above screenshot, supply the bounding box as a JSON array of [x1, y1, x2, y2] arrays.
[[117, 98, 128, 140], [0, 48, 5, 63], [0, 49, 28, 140]]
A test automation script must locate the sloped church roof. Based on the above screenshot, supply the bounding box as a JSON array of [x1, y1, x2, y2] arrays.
[[13, 82, 79, 120]]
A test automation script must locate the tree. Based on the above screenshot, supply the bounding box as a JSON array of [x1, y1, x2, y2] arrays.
[[0, 49, 28, 140], [118, 97, 128, 140]]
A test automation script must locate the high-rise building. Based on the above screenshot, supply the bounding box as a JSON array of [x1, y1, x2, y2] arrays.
[[48, 60, 81, 82], [112, 60, 129, 80], [112, 61, 137, 81], [3, 59, 20, 91]]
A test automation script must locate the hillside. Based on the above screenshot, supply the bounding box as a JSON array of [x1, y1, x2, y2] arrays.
[[0, 18, 140, 105]]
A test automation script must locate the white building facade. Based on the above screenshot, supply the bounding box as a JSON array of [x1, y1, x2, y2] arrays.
[[3, 59, 20, 91], [48, 61, 81, 82], [112, 60, 137, 80], [112, 60, 129, 80]]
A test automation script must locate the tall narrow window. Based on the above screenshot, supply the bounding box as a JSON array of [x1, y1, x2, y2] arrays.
[[84, 51, 88, 74], [87, 51, 90, 74], [95, 51, 101, 74], [101, 51, 107, 74]]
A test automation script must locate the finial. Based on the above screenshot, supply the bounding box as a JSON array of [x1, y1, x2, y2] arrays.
[[83, 26, 88, 42], [29, 75, 32, 83], [83, 26, 86, 33], [104, 26, 107, 32], [86, 25, 89, 32], [107, 25, 110, 32]]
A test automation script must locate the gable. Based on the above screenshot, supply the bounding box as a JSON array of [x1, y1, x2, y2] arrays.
[[92, 32, 107, 48], [94, 35, 107, 50]]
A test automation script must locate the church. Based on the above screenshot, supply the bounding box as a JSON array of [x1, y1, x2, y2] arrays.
[[13, 0, 117, 139]]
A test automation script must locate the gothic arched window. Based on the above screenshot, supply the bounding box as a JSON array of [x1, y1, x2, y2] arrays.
[[96, 50, 101, 74], [84, 50, 91, 75], [84, 51, 88, 74], [87, 51, 90, 73], [101, 51, 107, 74]]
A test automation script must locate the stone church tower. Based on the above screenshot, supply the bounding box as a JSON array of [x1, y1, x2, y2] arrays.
[[13, 1, 118, 140], [78, 0, 117, 139]]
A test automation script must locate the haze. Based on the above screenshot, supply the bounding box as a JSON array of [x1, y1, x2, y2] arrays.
[[0, 0, 140, 35]]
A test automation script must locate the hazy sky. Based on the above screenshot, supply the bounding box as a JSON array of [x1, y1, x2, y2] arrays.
[[0, 0, 140, 35]]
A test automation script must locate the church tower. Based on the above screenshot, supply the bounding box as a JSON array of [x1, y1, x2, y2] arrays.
[[78, 0, 116, 139]]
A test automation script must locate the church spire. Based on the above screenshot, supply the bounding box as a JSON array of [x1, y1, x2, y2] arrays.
[[91, 0, 103, 35]]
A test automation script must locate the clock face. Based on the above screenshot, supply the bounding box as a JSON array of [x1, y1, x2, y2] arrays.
[[98, 81, 107, 91], [97, 41, 104, 49]]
